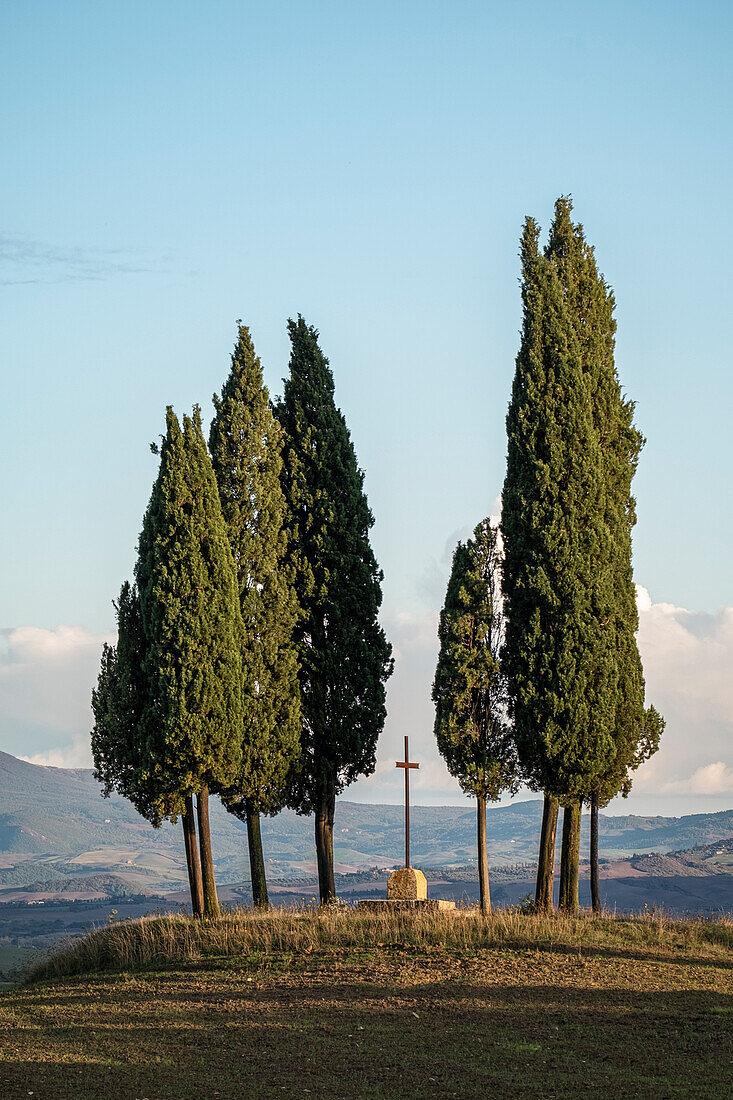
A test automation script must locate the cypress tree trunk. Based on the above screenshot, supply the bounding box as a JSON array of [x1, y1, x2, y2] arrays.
[[246, 806, 269, 909], [196, 787, 220, 918], [590, 790, 601, 914], [477, 792, 491, 916], [558, 800, 582, 914], [182, 794, 204, 918], [315, 785, 336, 904], [535, 793, 559, 912]]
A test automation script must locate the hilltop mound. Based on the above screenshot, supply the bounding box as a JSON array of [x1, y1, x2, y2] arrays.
[[4, 909, 732, 1099]]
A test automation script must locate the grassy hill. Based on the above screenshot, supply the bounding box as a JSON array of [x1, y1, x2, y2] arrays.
[[1, 909, 731, 1098]]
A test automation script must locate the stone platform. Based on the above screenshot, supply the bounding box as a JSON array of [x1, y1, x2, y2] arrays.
[[357, 864, 455, 912], [358, 898, 456, 912]]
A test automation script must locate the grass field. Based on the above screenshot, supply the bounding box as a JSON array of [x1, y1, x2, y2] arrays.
[[1, 909, 731, 1098]]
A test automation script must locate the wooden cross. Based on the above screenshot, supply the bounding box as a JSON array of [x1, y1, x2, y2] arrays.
[[395, 735, 419, 868]]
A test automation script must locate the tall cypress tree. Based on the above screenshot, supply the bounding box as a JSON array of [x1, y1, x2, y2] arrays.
[[209, 323, 302, 909], [433, 519, 518, 915], [502, 219, 615, 912], [92, 588, 206, 916], [545, 198, 661, 911], [135, 406, 244, 918], [276, 316, 393, 903]]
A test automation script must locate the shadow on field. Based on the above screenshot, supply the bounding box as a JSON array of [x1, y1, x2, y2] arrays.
[[1, 977, 731, 1099], [486, 940, 733, 971], [22, 935, 733, 993]]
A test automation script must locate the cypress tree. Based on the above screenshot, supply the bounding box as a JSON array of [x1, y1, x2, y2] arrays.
[[432, 519, 518, 915], [135, 406, 244, 918], [91, 584, 205, 916], [276, 316, 393, 904], [92, 582, 147, 813], [209, 323, 302, 909], [545, 198, 662, 911], [502, 218, 615, 913]]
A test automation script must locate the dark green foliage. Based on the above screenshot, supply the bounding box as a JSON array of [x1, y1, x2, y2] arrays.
[[277, 317, 393, 809], [602, 704, 666, 803], [209, 324, 301, 820], [502, 218, 615, 802], [275, 317, 392, 900], [544, 197, 657, 808], [504, 199, 663, 910], [433, 519, 518, 802], [134, 407, 244, 824], [91, 582, 154, 821]]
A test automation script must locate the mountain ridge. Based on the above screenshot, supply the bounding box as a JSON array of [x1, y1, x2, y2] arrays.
[[2, 750, 732, 885]]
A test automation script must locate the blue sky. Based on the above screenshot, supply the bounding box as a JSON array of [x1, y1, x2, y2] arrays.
[[1, 1, 731, 813]]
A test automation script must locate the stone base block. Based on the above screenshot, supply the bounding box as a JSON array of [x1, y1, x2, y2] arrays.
[[387, 867, 427, 900], [358, 899, 456, 912]]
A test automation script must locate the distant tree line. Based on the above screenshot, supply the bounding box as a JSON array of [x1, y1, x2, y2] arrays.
[[433, 198, 663, 914], [92, 318, 392, 912]]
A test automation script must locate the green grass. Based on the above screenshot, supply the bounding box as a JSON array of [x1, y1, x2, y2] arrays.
[[1, 909, 731, 1098]]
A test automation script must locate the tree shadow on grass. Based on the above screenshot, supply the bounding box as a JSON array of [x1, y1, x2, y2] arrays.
[[1, 981, 731, 1100], [472, 938, 733, 971], [17, 937, 733, 1003], [11, 956, 731, 1013]]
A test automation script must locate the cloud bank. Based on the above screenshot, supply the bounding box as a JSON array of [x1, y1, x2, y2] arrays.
[[0, 625, 112, 767], [631, 587, 733, 799], [0, 584, 730, 814], [359, 582, 733, 810]]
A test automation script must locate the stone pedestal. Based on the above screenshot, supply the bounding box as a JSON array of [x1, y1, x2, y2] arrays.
[[357, 864, 456, 913], [387, 867, 427, 900]]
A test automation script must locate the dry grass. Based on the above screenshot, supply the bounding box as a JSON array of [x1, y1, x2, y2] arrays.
[[2, 916, 732, 1099], [28, 904, 733, 981]]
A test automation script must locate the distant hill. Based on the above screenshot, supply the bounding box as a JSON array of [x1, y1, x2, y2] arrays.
[[1, 751, 732, 895], [628, 836, 733, 877]]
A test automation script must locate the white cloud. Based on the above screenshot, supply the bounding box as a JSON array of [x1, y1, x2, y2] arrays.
[[0, 624, 112, 768], [358, 606, 463, 804], [662, 761, 733, 796], [24, 736, 96, 770], [416, 499, 503, 609], [357, 584, 733, 810], [629, 587, 733, 803]]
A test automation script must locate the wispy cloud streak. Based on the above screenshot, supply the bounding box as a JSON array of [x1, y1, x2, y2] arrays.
[[0, 233, 167, 284]]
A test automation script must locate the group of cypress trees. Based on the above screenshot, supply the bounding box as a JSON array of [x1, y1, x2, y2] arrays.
[[94, 198, 660, 919], [434, 198, 663, 914], [92, 318, 392, 912]]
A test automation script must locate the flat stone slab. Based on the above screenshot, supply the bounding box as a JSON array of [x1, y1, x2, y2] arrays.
[[358, 899, 456, 912]]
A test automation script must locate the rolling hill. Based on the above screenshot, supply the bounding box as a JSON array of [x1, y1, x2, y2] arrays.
[[1, 749, 732, 893]]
